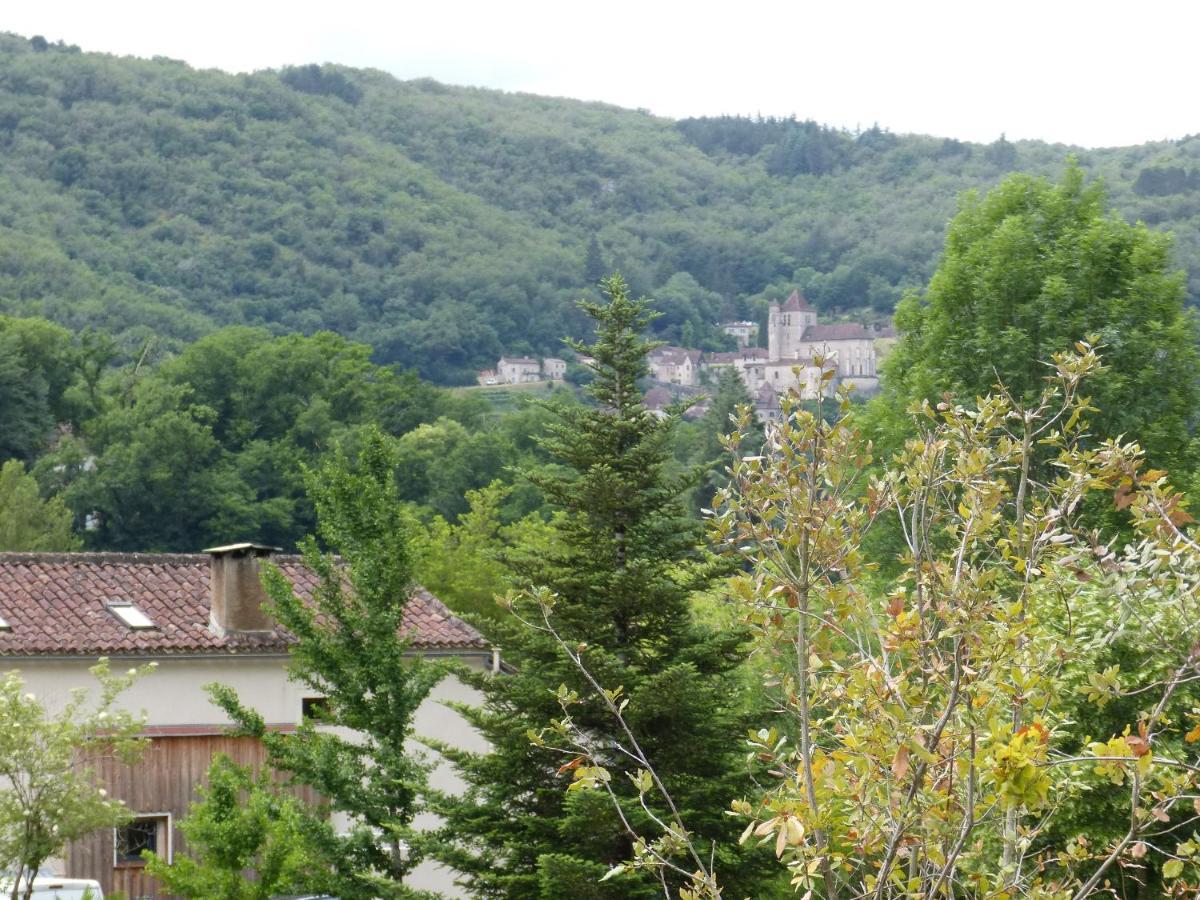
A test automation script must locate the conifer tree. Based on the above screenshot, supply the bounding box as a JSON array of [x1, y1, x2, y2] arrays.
[[689, 367, 760, 513], [430, 276, 773, 898]]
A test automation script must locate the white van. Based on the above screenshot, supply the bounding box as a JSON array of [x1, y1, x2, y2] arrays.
[[0, 877, 103, 899]]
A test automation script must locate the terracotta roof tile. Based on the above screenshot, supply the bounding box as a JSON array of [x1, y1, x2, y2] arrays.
[[0, 553, 485, 657], [782, 289, 811, 312]]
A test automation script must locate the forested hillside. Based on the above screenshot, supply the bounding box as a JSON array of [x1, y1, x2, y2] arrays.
[[1, 33, 1199, 382]]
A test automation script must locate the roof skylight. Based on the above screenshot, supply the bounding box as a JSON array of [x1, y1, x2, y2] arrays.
[[108, 603, 156, 629], [0, 613, 10, 631]]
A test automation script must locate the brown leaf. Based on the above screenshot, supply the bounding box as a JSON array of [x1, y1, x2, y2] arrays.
[[886, 594, 904, 618], [1169, 506, 1196, 527], [891, 745, 910, 780], [557, 757, 585, 775], [1131, 841, 1149, 859], [1114, 481, 1134, 511], [1125, 735, 1151, 758]]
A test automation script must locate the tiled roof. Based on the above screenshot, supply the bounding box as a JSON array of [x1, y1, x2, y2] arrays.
[[643, 386, 673, 410], [649, 346, 701, 366], [755, 382, 779, 405], [0, 553, 485, 657], [804, 323, 873, 341], [499, 356, 539, 366], [782, 290, 811, 312], [705, 348, 769, 364]]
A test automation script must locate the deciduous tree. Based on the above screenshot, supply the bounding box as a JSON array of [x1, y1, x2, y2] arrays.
[[144, 755, 334, 899], [0, 661, 152, 900], [211, 427, 442, 898], [0, 459, 79, 551], [879, 163, 1199, 472]]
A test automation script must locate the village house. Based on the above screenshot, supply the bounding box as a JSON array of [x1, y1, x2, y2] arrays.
[[491, 356, 566, 384], [647, 346, 701, 387], [496, 356, 542, 384], [720, 320, 759, 348], [704, 347, 769, 388], [0, 544, 491, 899], [542, 357, 566, 381]]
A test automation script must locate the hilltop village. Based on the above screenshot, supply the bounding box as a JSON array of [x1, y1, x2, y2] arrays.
[[483, 290, 894, 421]]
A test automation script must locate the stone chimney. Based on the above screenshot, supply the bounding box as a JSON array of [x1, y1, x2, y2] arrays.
[[204, 543, 280, 635]]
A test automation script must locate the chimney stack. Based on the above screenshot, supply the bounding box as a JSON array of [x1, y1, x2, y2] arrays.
[[204, 543, 279, 635]]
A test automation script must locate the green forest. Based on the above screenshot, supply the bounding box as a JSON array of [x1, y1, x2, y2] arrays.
[[1, 33, 1200, 384]]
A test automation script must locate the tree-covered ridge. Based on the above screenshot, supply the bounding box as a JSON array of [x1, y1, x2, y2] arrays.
[[1, 33, 1199, 383]]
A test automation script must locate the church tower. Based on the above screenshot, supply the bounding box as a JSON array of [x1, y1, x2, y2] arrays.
[[768, 290, 816, 360]]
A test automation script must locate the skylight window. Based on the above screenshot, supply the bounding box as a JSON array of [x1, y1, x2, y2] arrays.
[[0, 614, 9, 631], [108, 603, 156, 629]]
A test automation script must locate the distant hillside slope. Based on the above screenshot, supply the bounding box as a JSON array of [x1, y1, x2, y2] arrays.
[[0, 33, 1197, 382]]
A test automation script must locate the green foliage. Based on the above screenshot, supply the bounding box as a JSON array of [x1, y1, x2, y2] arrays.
[[143, 755, 335, 899], [209, 428, 443, 898], [431, 276, 775, 898], [413, 480, 555, 625], [0, 316, 84, 463], [42, 327, 455, 551], [878, 164, 1200, 471], [708, 348, 1200, 897], [0, 458, 78, 550], [0, 36, 1199, 384], [681, 366, 760, 514], [0, 660, 153, 891]]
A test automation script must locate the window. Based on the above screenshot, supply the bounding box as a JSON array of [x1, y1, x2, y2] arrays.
[[301, 696, 332, 722], [0, 613, 9, 631], [107, 602, 155, 629], [115, 814, 170, 867]]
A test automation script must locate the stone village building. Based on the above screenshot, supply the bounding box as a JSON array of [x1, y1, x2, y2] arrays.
[[492, 356, 566, 384], [0, 544, 491, 898], [646, 346, 702, 386], [649, 290, 881, 419]]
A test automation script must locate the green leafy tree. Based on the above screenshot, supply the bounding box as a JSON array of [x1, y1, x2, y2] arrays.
[[0, 661, 152, 900], [144, 755, 335, 899], [704, 352, 1200, 898], [878, 163, 1200, 472], [0, 317, 79, 463], [414, 480, 555, 625], [210, 427, 443, 899], [430, 276, 774, 898], [0, 459, 79, 550]]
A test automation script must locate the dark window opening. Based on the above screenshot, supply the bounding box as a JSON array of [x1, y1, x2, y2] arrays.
[[302, 696, 332, 721], [115, 815, 167, 866]]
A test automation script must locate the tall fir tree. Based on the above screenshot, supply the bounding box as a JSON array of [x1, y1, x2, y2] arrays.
[[430, 275, 774, 898]]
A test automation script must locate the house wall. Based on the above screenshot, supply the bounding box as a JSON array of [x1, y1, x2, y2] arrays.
[[797, 338, 876, 376], [8, 654, 490, 898], [70, 734, 313, 899]]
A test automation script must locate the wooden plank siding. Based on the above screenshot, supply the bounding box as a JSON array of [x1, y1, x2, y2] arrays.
[[67, 735, 320, 899]]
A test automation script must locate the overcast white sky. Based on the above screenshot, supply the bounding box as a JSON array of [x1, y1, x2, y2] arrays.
[[6, 0, 1195, 148]]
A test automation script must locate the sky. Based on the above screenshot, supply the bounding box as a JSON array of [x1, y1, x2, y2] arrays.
[[7, 0, 1197, 148]]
